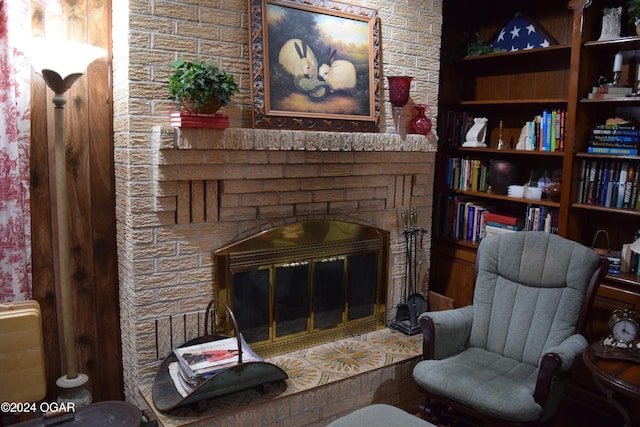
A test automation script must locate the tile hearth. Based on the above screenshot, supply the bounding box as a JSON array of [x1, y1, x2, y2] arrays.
[[141, 328, 423, 426]]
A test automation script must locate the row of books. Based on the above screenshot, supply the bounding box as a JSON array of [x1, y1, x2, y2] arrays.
[[586, 85, 634, 100], [169, 334, 261, 397], [441, 109, 566, 151], [446, 157, 489, 192], [521, 109, 566, 152], [586, 124, 640, 156], [443, 111, 475, 148], [576, 158, 640, 210], [438, 196, 558, 242]]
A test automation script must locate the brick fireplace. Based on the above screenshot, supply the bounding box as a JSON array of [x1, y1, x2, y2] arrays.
[[137, 126, 436, 379], [111, 0, 442, 418]]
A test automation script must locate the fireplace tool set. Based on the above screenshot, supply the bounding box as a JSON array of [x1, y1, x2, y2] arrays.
[[390, 207, 428, 335]]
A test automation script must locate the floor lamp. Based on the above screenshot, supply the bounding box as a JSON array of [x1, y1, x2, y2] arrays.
[[30, 38, 106, 405]]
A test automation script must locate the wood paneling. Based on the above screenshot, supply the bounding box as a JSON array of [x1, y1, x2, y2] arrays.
[[30, 0, 122, 401]]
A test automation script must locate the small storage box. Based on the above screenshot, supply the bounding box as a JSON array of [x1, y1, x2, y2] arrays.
[[0, 300, 46, 402]]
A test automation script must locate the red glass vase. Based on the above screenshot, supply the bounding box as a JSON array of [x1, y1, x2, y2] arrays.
[[387, 76, 413, 107], [410, 105, 432, 135]]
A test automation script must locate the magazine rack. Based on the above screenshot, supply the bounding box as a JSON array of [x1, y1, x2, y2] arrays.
[[152, 298, 288, 412]]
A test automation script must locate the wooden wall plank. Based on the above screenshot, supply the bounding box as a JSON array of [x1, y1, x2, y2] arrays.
[[63, 0, 101, 400], [87, 0, 121, 401]]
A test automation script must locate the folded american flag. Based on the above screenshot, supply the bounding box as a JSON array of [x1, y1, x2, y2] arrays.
[[491, 12, 557, 52]]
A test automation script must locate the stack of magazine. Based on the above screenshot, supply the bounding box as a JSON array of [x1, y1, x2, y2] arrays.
[[169, 334, 262, 397]]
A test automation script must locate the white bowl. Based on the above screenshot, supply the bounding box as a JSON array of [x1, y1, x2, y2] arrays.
[[507, 185, 524, 198], [524, 186, 543, 200]]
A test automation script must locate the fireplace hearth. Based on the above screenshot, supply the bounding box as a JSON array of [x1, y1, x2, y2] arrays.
[[213, 220, 389, 356]]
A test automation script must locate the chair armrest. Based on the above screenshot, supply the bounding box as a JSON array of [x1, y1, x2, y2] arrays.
[[533, 334, 587, 405], [542, 333, 588, 371], [418, 305, 473, 360]]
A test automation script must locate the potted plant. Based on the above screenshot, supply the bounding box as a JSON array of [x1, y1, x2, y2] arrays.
[[628, 0, 640, 34], [168, 58, 239, 114]]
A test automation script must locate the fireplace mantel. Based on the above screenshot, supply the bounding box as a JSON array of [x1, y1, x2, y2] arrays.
[[153, 126, 438, 152]]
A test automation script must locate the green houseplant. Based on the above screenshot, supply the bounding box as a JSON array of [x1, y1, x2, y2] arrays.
[[629, 0, 640, 29], [168, 59, 239, 114]]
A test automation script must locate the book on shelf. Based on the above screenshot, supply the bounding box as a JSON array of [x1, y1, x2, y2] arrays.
[[588, 141, 639, 149], [485, 224, 519, 237], [484, 221, 521, 231], [170, 112, 230, 128], [587, 147, 638, 155], [589, 135, 640, 143], [483, 212, 523, 227], [524, 205, 558, 233], [587, 86, 634, 99], [169, 334, 262, 396], [592, 128, 640, 136]]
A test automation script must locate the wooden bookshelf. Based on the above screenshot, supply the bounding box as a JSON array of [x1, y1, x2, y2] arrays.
[[431, 1, 640, 420]]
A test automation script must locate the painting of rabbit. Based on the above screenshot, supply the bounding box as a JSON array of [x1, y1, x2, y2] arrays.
[[249, 0, 379, 131]]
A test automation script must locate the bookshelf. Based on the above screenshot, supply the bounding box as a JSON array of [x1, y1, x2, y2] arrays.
[[431, 0, 640, 419], [431, 0, 575, 303]]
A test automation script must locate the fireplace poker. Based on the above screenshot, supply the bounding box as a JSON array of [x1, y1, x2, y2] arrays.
[[412, 207, 418, 296], [401, 207, 409, 302]]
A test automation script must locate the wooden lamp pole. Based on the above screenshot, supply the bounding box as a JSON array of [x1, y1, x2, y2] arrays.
[[30, 38, 105, 405]]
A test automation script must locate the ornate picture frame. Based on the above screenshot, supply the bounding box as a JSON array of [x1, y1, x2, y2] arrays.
[[249, 0, 380, 132]]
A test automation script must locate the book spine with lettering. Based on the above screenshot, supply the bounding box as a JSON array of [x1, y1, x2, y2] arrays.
[[590, 135, 640, 142], [592, 129, 640, 136], [587, 147, 639, 155], [587, 140, 639, 149], [576, 159, 586, 203], [631, 167, 640, 209], [471, 159, 481, 192], [465, 203, 476, 241], [623, 164, 636, 208], [595, 124, 637, 130], [550, 110, 555, 152], [544, 110, 552, 151], [558, 109, 565, 151], [617, 162, 629, 208], [598, 162, 610, 206], [585, 160, 597, 204], [604, 162, 616, 207]]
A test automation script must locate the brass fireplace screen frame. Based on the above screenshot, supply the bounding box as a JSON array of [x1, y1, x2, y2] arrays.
[[213, 220, 389, 357]]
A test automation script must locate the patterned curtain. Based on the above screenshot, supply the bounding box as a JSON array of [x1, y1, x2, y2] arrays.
[[0, 1, 32, 301]]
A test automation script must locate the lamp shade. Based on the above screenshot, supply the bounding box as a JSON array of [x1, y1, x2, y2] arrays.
[[29, 38, 106, 81]]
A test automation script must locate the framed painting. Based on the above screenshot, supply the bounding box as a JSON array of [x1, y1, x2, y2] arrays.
[[249, 0, 380, 132]]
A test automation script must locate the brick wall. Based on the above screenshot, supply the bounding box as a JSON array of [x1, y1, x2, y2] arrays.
[[112, 0, 442, 406]]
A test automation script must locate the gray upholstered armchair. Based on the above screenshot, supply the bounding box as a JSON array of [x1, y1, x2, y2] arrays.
[[413, 232, 608, 426]]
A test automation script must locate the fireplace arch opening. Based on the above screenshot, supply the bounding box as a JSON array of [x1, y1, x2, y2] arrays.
[[213, 220, 389, 356]]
